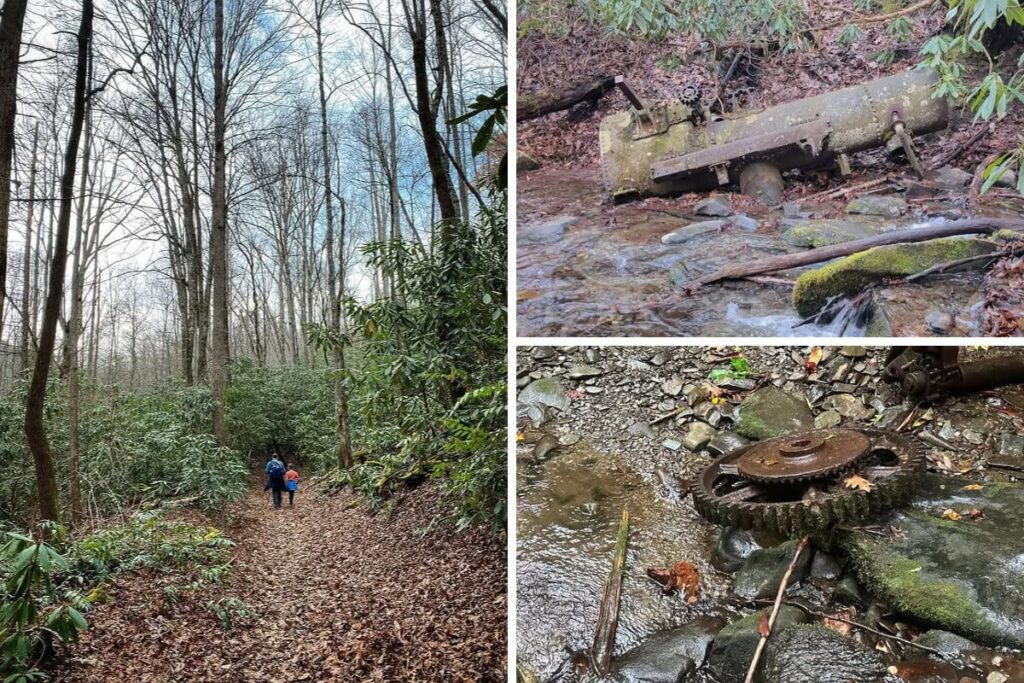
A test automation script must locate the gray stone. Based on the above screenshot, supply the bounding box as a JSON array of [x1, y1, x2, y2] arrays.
[[609, 616, 725, 683], [662, 377, 684, 396], [736, 386, 815, 440], [707, 432, 751, 457], [521, 216, 575, 244], [876, 403, 914, 430], [995, 169, 1019, 190], [925, 309, 955, 334], [662, 438, 682, 451], [933, 165, 973, 189], [733, 539, 812, 601], [661, 220, 726, 244], [841, 346, 867, 358], [762, 625, 890, 683], [823, 394, 874, 420], [911, 629, 979, 658], [627, 421, 657, 439], [694, 195, 732, 217], [833, 575, 865, 605], [682, 422, 717, 452], [845, 473, 1024, 648], [518, 377, 569, 412], [846, 195, 908, 217], [782, 202, 803, 218], [810, 551, 843, 580], [782, 218, 890, 248], [713, 528, 762, 573], [651, 351, 669, 366], [730, 214, 759, 231], [533, 434, 561, 460], [706, 606, 808, 683], [517, 150, 541, 172], [566, 364, 603, 379], [530, 346, 556, 361], [989, 434, 1024, 471], [814, 410, 842, 429]]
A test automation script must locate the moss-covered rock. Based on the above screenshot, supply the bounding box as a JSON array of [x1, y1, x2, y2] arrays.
[[705, 606, 807, 683], [845, 195, 907, 216], [792, 237, 998, 317], [843, 473, 1024, 648], [781, 218, 891, 248], [735, 386, 815, 440]]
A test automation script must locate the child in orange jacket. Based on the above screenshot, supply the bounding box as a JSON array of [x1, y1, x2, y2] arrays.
[[284, 465, 299, 506]]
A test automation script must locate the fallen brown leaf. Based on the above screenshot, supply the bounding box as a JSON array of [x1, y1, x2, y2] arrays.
[[843, 474, 873, 492]]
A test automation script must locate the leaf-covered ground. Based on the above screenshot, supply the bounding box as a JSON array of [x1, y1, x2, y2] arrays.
[[51, 479, 507, 682]]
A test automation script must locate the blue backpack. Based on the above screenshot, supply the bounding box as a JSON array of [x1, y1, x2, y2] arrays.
[[267, 460, 284, 477]]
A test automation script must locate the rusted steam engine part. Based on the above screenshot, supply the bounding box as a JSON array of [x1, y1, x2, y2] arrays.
[[884, 346, 1024, 402], [692, 429, 924, 538], [599, 69, 948, 203]]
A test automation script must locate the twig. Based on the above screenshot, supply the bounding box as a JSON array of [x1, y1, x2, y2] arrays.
[[649, 405, 688, 425], [897, 402, 921, 432], [591, 507, 630, 676], [802, 176, 895, 202], [743, 536, 809, 683], [807, 0, 938, 32], [903, 249, 1012, 283], [927, 123, 991, 171]]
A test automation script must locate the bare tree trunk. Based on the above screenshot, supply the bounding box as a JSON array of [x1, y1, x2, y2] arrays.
[[0, 0, 29, 339], [25, 0, 93, 527], [210, 0, 228, 444], [20, 122, 39, 371]]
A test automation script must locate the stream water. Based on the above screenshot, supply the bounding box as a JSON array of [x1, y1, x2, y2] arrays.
[[516, 166, 1019, 337], [516, 440, 734, 679]]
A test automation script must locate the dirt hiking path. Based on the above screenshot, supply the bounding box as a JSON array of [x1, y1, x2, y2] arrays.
[[53, 478, 507, 682]]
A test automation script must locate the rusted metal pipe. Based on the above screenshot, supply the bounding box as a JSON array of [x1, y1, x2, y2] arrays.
[[599, 68, 948, 202], [884, 347, 1024, 401]]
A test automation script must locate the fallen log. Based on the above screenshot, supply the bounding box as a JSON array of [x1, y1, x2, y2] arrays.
[[518, 76, 617, 122], [680, 217, 1024, 292], [592, 506, 629, 676]]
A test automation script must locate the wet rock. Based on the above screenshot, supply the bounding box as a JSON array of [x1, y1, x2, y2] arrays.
[[911, 630, 979, 658], [533, 434, 561, 460], [841, 346, 867, 358], [517, 375, 532, 388], [694, 196, 732, 217], [682, 422, 717, 451], [608, 616, 725, 683], [521, 216, 575, 244], [567, 364, 603, 379], [736, 386, 815, 439], [845, 473, 1024, 648], [933, 165, 973, 190], [846, 195, 908, 217], [531, 346, 556, 361], [814, 410, 842, 429], [706, 606, 808, 683], [876, 403, 914, 430], [989, 434, 1024, 470], [925, 309, 956, 334], [733, 539, 812, 601], [517, 150, 541, 172], [518, 377, 569, 412], [891, 659, 960, 683], [763, 625, 890, 682], [833, 575, 865, 605], [782, 218, 890, 248], [730, 214, 759, 231], [810, 551, 843, 580], [713, 528, 763, 573], [661, 219, 726, 244], [792, 238, 999, 317], [707, 432, 751, 457], [782, 202, 803, 218]]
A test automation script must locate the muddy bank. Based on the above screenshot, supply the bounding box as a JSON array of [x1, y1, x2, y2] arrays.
[[516, 346, 1024, 681], [517, 167, 1023, 337]]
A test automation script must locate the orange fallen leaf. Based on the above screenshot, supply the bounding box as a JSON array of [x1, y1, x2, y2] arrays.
[[843, 474, 873, 492], [516, 432, 525, 442], [942, 509, 962, 521], [646, 561, 701, 603], [757, 612, 770, 637], [961, 484, 984, 491]]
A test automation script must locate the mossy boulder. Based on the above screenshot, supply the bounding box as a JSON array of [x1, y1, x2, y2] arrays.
[[735, 386, 814, 440], [845, 195, 907, 216], [782, 219, 891, 248], [792, 237, 998, 317], [705, 606, 807, 683], [843, 473, 1024, 648]]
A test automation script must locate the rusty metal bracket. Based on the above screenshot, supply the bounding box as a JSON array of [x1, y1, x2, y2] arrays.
[[891, 110, 925, 179], [614, 76, 670, 139], [649, 118, 832, 183]]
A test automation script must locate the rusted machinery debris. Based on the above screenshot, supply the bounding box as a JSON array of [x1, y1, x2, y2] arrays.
[[600, 69, 948, 203], [692, 429, 924, 537], [884, 346, 1024, 401]]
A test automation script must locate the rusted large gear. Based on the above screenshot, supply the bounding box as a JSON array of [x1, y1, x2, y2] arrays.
[[692, 429, 924, 537]]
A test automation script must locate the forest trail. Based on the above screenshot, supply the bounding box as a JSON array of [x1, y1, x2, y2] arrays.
[[53, 475, 507, 682]]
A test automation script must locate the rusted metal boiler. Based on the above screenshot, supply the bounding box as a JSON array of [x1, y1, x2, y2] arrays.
[[599, 68, 949, 203]]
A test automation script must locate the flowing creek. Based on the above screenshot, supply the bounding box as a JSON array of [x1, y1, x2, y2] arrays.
[[516, 165, 1022, 337]]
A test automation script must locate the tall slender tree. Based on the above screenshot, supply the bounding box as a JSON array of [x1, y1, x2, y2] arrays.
[[210, 0, 229, 444]]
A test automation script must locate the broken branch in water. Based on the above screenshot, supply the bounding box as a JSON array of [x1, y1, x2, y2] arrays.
[[743, 536, 809, 683], [802, 176, 896, 202], [591, 507, 630, 676], [679, 217, 1024, 293]]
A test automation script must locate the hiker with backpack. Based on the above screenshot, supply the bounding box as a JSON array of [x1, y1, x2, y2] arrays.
[[264, 453, 287, 509]]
